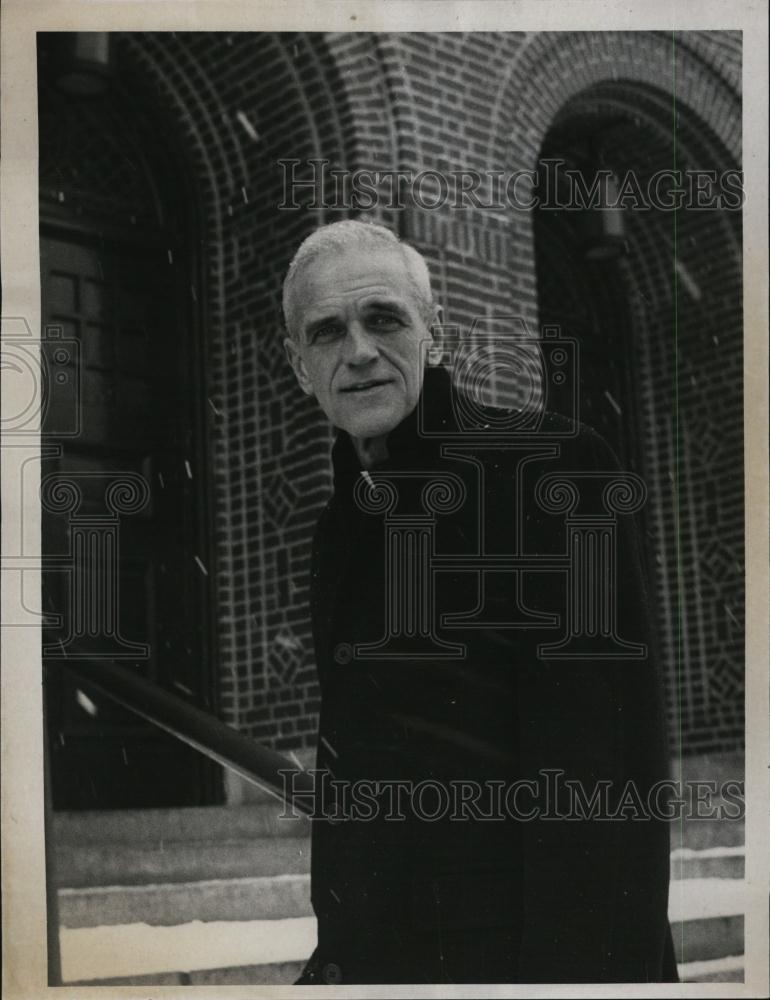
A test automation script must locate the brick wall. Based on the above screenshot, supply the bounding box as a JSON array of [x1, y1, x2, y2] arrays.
[[116, 30, 743, 763]]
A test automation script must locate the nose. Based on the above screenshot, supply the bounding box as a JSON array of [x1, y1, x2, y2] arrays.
[[342, 322, 379, 367]]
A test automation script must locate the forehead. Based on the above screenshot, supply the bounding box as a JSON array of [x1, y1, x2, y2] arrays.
[[290, 248, 418, 323]]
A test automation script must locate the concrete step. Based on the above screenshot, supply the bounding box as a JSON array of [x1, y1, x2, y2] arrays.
[[59, 873, 312, 928], [56, 754, 745, 984], [678, 956, 744, 983], [67, 961, 306, 987], [671, 914, 744, 965], [55, 834, 311, 888], [670, 847, 744, 880], [58, 873, 744, 981], [669, 817, 745, 852], [53, 802, 310, 846], [59, 915, 317, 984], [56, 835, 738, 892]]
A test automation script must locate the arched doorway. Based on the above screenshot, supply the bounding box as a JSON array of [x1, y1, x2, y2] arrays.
[[534, 81, 744, 755], [38, 34, 221, 808]]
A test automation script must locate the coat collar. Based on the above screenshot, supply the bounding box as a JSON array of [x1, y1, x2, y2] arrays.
[[330, 364, 455, 489]]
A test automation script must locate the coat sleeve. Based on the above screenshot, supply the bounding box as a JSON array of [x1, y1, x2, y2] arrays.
[[515, 424, 675, 982]]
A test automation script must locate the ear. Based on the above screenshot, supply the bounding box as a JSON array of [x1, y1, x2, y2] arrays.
[[283, 336, 315, 397], [425, 303, 445, 365]]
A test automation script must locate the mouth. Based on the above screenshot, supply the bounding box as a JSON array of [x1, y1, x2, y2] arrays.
[[340, 378, 394, 394]]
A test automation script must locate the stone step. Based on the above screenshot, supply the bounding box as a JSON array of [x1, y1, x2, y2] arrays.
[[53, 802, 310, 846], [671, 914, 744, 965], [67, 960, 306, 987], [54, 809, 743, 849], [59, 873, 313, 929], [59, 874, 743, 983], [670, 847, 743, 880], [678, 955, 744, 983], [59, 915, 317, 984], [669, 817, 745, 852], [55, 835, 740, 891], [55, 834, 311, 888]]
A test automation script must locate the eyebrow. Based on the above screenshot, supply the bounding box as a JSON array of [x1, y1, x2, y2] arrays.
[[363, 296, 410, 315]]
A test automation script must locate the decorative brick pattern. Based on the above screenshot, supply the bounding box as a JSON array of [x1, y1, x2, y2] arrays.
[[114, 31, 742, 759]]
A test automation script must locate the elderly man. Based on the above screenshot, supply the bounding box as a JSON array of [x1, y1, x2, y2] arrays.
[[282, 219, 677, 985]]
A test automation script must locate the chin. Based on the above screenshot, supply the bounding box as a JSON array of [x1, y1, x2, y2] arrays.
[[342, 416, 400, 440], [337, 404, 406, 440]]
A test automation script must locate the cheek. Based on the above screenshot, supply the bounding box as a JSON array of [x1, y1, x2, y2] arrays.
[[402, 342, 425, 388], [305, 355, 333, 391]]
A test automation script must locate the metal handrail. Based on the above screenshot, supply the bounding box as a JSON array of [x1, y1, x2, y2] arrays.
[[58, 659, 317, 814]]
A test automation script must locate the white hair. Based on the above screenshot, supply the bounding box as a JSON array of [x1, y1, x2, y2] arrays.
[[282, 219, 435, 340]]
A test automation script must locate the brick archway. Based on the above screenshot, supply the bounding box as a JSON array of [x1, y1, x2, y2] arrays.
[[532, 73, 743, 754], [487, 30, 741, 322], [117, 33, 398, 754]]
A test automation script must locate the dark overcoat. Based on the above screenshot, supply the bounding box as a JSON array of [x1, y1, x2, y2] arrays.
[[296, 365, 678, 985]]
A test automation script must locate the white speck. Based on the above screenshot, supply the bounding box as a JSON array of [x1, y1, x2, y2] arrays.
[[330, 888, 341, 903], [604, 390, 622, 416], [158, 472, 165, 489], [190, 285, 197, 302], [167, 249, 174, 264], [276, 633, 300, 651], [58, 191, 65, 203], [724, 605, 740, 626], [674, 260, 702, 301], [121, 746, 128, 764], [59, 732, 66, 746], [173, 680, 195, 696], [76, 690, 98, 716], [235, 110, 260, 142], [194, 555, 208, 576], [288, 750, 304, 771], [320, 736, 338, 759], [207, 398, 221, 416], [184, 460, 193, 479], [712, 335, 719, 345], [241, 187, 249, 204], [361, 470, 375, 489]]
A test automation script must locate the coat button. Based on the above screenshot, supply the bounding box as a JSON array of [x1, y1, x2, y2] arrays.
[[322, 962, 343, 984]]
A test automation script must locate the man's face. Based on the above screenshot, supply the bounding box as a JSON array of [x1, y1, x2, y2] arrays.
[[284, 248, 434, 440]]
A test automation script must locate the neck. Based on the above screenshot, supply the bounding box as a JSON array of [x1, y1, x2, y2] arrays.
[[352, 434, 389, 469]]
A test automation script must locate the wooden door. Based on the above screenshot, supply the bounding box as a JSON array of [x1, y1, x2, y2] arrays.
[[41, 227, 220, 809]]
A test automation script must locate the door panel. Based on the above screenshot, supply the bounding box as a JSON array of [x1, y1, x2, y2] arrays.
[[41, 231, 220, 809]]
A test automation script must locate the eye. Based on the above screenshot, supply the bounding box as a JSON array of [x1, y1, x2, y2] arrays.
[[311, 323, 344, 344], [367, 312, 404, 332]]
